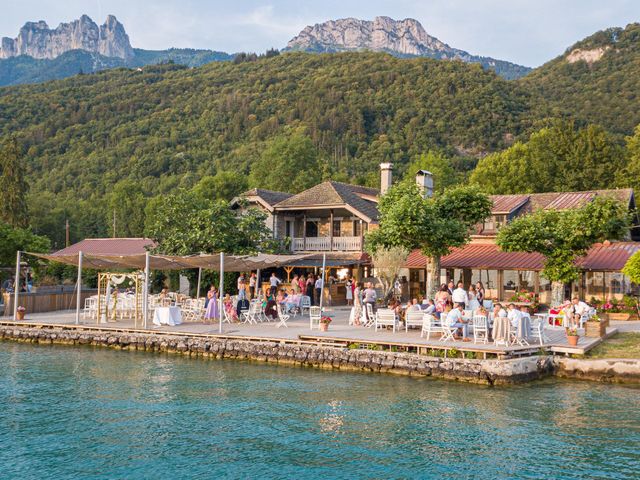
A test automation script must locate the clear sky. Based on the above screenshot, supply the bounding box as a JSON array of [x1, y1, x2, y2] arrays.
[[2, 0, 639, 67]]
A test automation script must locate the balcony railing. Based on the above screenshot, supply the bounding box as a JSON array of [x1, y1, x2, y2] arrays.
[[291, 236, 362, 252]]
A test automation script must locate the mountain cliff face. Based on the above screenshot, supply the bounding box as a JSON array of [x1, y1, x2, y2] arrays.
[[286, 16, 531, 79], [0, 14, 133, 60]]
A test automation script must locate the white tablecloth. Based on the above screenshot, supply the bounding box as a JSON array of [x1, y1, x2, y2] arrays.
[[153, 306, 182, 326]]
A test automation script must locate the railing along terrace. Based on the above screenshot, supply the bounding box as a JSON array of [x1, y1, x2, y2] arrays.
[[291, 236, 362, 251]]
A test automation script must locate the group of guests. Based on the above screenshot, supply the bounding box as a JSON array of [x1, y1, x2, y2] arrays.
[[434, 281, 486, 313]]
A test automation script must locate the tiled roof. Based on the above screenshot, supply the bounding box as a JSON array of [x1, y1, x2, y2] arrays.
[[274, 181, 380, 223], [578, 242, 640, 271], [406, 241, 640, 272], [490, 194, 530, 214], [242, 188, 293, 207], [489, 189, 634, 215], [52, 238, 156, 256]]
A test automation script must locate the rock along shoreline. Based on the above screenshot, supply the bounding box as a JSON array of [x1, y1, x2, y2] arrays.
[[1, 325, 639, 385]]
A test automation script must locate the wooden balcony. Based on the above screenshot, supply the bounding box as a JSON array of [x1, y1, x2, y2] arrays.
[[291, 236, 362, 252]]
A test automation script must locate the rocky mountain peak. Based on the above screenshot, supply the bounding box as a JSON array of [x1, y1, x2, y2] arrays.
[[286, 16, 531, 79], [0, 15, 133, 60]]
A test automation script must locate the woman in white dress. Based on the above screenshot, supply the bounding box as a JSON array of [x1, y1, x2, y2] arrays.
[[345, 278, 353, 306], [467, 285, 480, 311]]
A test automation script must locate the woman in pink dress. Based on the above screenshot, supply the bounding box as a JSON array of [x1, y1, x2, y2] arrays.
[[204, 286, 219, 323]]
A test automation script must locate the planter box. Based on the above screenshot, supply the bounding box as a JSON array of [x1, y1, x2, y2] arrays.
[[584, 321, 606, 338]]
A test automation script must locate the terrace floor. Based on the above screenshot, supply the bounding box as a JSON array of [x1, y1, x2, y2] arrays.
[[2, 307, 625, 358]]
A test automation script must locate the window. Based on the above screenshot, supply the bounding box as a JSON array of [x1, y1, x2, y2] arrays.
[[503, 270, 518, 295], [305, 221, 318, 237], [586, 272, 605, 298], [332, 220, 341, 238], [482, 215, 506, 232], [285, 220, 293, 238], [352, 220, 362, 237]]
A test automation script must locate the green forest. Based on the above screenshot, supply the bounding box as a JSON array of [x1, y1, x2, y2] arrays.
[[1, 23, 640, 251]]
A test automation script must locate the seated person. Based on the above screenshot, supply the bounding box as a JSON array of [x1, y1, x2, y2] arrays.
[[421, 299, 436, 315], [223, 294, 238, 322], [445, 303, 471, 341], [507, 303, 522, 328], [406, 298, 421, 312], [264, 295, 278, 320], [285, 289, 299, 313]]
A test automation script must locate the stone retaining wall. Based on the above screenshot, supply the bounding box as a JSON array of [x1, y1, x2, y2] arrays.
[[0, 325, 555, 385], [554, 357, 640, 383]]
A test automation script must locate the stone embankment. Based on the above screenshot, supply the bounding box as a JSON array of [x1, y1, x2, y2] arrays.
[[2, 325, 639, 384]]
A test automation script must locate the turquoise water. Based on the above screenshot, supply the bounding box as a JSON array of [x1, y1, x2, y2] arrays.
[[0, 343, 639, 479]]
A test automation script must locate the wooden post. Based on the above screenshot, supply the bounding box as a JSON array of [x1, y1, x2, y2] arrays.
[[75, 251, 83, 325], [284, 266, 293, 283], [497, 270, 504, 302], [319, 253, 326, 310], [329, 209, 334, 251], [13, 250, 21, 321], [219, 252, 224, 334], [303, 215, 307, 251], [143, 252, 150, 329], [359, 220, 364, 251], [256, 268, 261, 298], [196, 267, 202, 300]]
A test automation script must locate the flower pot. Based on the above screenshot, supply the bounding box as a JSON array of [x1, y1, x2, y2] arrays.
[[16, 310, 25, 320], [567, 335, 579, 347], [585, 321, 606, 338], [319, 323, 329, 332]]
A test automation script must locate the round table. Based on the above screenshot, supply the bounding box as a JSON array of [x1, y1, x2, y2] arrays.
[[153, 306, 182, 326]]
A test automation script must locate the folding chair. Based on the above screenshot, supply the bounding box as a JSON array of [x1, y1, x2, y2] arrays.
[[276, 304, 290, 328], [364, 303, 375, 327], [439, 320, 457, 342], [309, 306, 321, 330]]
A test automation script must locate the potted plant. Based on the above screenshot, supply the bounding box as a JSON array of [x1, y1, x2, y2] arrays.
[[319, 316, 332, 332], [566, 327, 579, 347], [16, 305, 26, 320], [584, 314, 606, 338]]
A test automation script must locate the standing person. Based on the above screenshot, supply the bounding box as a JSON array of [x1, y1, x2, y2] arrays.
[[434, 284, 450, 318], [249, 272, 256, 299], [476, 281, 485, 307], [291, 275, 300, 294], [237, 275, 246, 300], [452, 282, 468, 309], [306, 274, 315, 304], [352, 281, 363, 325], [467, 285, 479, 311], [204, 286, 219, 323], [345, 277, 353, 306], [269, 272, 281, 297], [315, 275, 324, 306], [298, 275, 306, 294], [447, 280, 455, 296], [363, 282, 377, 319]]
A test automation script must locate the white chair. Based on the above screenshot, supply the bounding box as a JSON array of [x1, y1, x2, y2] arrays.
[[309, 306, 321, 330], [375, 309, 399, 333], [364, 303, 375, 327], [405, 309, 424, 332], [530, 316, 548, 346], [439, 318, 457, 342], [300, 296, 311, 315], [276, 304, 290, 328], [421, 314, 442, 340], [82, 297, 97, 320], [472, 315, 489, 344]]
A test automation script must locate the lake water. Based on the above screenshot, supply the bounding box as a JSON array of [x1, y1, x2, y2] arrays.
[[0, 343, 639, 479]]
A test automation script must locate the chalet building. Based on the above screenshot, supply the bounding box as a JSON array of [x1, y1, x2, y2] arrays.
[[234, 165, 640, 304]]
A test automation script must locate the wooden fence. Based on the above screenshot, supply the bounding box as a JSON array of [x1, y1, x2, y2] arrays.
[[2, 289, 97, 316]]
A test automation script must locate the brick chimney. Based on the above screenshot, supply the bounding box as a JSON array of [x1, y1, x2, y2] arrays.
[[415, 170, 434, 198], [380, 163, 393, 195]]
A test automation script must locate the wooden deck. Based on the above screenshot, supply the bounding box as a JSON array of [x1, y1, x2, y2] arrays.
[[0, 307, 613, 358]]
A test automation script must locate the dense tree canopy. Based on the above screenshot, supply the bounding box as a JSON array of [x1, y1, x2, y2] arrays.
[[0, 137, 30, 228], [470, 121, 626, 194]]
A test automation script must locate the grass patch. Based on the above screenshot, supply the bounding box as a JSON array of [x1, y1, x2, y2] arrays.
[[587, 332, 640, 359]]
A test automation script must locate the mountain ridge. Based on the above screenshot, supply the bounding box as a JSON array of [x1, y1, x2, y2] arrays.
[[285, 16, 531, 79]]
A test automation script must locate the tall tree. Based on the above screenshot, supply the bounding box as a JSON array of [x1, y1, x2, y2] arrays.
[[366, 181, 492, 297], [497, 197, 630, 305], [249, 127, 321, 193], [0, 137, 29, 228]]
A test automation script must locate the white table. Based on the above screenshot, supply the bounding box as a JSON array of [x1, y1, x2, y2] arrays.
[[153, 306, 182, 326]]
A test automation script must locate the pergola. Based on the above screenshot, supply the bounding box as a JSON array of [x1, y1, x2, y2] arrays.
[[14, 251, 326, 333]]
